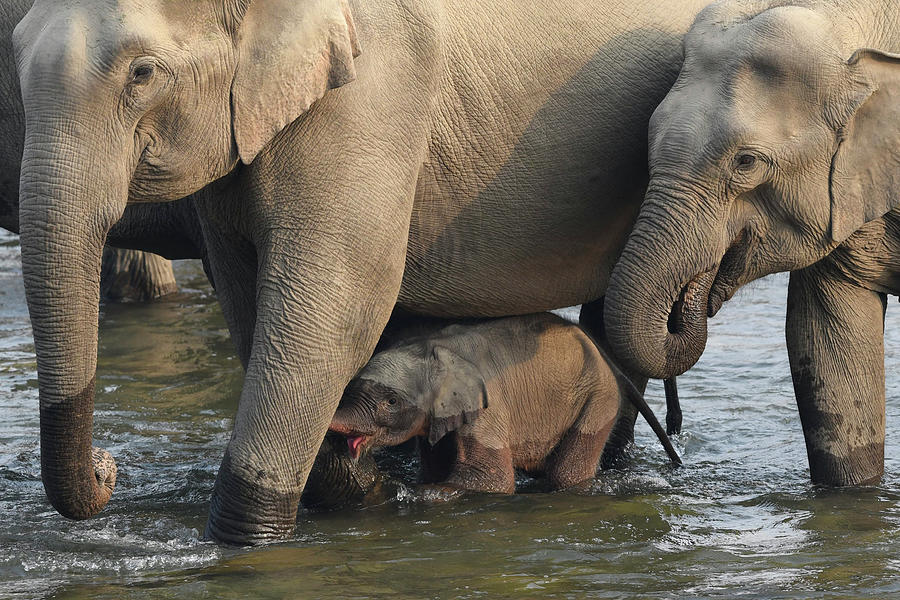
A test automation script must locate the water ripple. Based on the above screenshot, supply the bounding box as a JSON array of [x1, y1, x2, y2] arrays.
[[2, 234, 900, 598]]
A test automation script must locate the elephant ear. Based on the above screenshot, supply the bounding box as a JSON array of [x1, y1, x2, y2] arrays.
[[231, 0, 361, 164], [427, 346, 489, 445], [828, 49, 900, 243]]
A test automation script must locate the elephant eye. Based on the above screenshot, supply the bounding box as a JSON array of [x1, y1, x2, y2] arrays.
[[735, 153, 757, 170], [129, 61, 156, 86], [387, 397, 397, 406]]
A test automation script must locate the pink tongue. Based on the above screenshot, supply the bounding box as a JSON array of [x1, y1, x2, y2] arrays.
[[347, 436, 366, 459]]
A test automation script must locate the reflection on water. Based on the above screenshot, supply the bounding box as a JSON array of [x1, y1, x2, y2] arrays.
[[2, 228, 900, 599]]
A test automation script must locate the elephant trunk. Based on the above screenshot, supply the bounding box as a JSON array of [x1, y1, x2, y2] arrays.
[[329, 405, 369, 436], [300, 433, 385, 510], [605, 183, 722, 379], [18, 126, 127, 519], [329, 400, 379, 461]]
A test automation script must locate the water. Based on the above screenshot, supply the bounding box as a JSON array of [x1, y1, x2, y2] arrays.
[[2, 228, 900, 599]]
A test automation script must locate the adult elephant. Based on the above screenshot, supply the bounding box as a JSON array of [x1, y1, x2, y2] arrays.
[[12, 0, 708, 544], [0, 0, 181, 302], [1, 0, 385, 511], [604, 0, 900, 487]]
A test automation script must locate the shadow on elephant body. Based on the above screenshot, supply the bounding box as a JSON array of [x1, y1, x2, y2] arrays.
[[399, 26, 687, 318], [394, 26, 692, 475]]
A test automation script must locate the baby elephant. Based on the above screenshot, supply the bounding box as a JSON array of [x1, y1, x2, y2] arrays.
[[330, 313, 680, 493]]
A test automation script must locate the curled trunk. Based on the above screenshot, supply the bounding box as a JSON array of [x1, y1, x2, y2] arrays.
[[605, 186, 722, 379], [300, 433, 387, 510]]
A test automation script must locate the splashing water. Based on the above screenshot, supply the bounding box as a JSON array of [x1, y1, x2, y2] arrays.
[[3, 229, 900, 599]]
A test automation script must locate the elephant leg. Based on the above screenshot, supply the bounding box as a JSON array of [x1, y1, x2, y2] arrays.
[[200, 21, 437, 540], [546, 419, 613, 490], [201, 226, 258, 368], [418, 435, 457, 484], [786, 267, 885, 486], [580, 298, 643, 468], [664, 377, 682, 435], [445, 436, 516, 494], [99, 247, 177, 302], [204, 219, 410, 542]]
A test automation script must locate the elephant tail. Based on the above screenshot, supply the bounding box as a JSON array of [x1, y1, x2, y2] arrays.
[[623, 377, 682, 466]]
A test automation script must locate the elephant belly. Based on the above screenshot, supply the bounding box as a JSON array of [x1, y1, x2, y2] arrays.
[[400, 172, 646, 317], [397, 0, 707, 317], [510, 441, 560, 474]]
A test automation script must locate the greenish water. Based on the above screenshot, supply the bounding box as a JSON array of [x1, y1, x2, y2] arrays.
[[2, 228, 900, 599]]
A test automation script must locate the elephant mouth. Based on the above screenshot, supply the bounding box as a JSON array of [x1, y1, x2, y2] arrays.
[[668, 229, 754, 334], [328, 421, 374, 460], [346, 435, 369, 460], [708, 228, 756, 318]]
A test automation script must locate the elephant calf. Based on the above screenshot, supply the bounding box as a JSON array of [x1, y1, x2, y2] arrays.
[[330, 313, 680, 493]]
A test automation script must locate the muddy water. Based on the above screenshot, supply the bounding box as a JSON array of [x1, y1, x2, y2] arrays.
[[2, 228, 900, 599]]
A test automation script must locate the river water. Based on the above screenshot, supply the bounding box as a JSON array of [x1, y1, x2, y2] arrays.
[[2, 229, 900, 599]]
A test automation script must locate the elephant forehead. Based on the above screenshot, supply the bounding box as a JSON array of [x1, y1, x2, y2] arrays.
[[365, 347, 421, 374], [356, 350, 426, 398], [673, 7, 844, 148], [21, 0, 218, 75], [686, 5, 842, 89]]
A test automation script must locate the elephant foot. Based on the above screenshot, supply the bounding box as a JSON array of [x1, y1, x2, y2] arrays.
[[807, 442, 884, 487], [100, 248, 177, 302], [204, 452, 299, 545], [91, 447, 117, 496]]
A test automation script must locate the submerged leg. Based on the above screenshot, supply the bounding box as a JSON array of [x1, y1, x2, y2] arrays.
[[786, 266, 885, 486], [99, 248, 177, 302], [664, 377, 682, 435]]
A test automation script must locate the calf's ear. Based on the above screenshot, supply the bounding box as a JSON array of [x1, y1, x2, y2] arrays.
[[427, 346, 488, 445]]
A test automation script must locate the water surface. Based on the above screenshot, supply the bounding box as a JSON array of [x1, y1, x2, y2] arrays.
[[2, 229, 900, 599]]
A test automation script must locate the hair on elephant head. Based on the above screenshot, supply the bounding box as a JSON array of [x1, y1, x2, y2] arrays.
[[330, 343, 489, 456], [12, 0, 360, 522], [604, 1, 900, 380]]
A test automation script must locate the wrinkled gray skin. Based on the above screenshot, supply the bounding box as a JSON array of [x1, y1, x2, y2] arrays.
[[0, 0, 178, 302], [605, 0, 900, 487], [331, 314, 681, 493], [97, 248, 175, 302], [12, 0, 711, 543], [300, 433, 390, 510], [0, 0, 372, 511]]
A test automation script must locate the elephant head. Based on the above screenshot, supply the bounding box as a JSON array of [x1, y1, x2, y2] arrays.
[[605, 3, 900, 379], [330, 344, 489, 456], [12, 0, 359, 521]]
